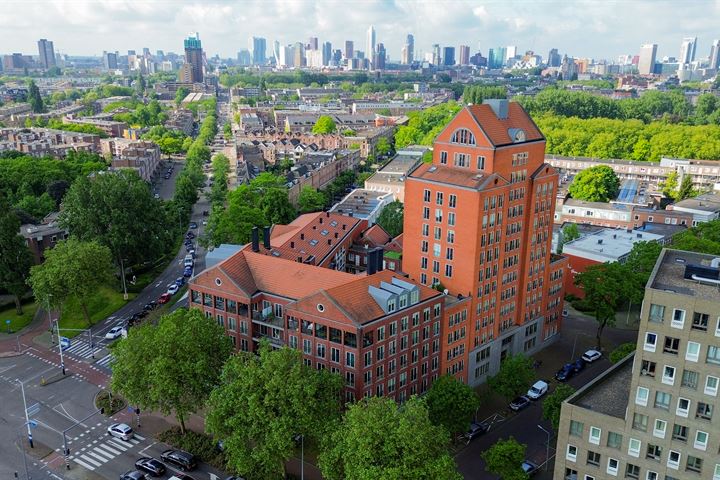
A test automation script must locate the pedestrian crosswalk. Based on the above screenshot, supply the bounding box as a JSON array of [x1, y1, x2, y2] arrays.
[[62, 338, 102, 359], [71, 433, 146, 471], [96, 353, 114, 369]]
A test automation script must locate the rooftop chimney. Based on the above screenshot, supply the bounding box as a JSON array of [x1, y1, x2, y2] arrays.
[[251, 227, 259, 252], [263, 226, 271, 249], [367, 250, 378, 275], [483, 99, 509, 120], [376, 247, 384, 272]]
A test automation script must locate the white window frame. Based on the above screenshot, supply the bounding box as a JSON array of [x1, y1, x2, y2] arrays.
[[584, 476, 595, 480], [662, 365, 676, 385], [694, 430, 708, 451], [676, 397, 690, 417], [607, 458, 619, 476], [628, 438, 641, 457], [671, 309, 685, 329], [645, 471, 658, 480], [589, 426, 601, 445], [705, 375, 719, 396], [713, 463, 720, 480], [566, 444, 577, 462], [653, 419, 666, 439], [644, 332, 657, 352], [686, 341, 701, 362], [635, 386, 649, 406], [716, 316, 720, 337], [667, 450, 680, 469]]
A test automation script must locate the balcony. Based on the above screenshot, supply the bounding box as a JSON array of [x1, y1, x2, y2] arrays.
[[252, 333, 284, 348], [251, 311, 284, 329]]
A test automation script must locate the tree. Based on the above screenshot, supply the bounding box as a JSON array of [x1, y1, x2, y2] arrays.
[[568, 165, 620, 202], [610, 342, 636, 363], [0, 205, 33, 314], [481, 437, 528, 480], [312, 115, 337, 134], [174, 86, 190, 106], [46, 179, 71, 207], [319, 396, 461, 480], [27, 80, 44, 113], [574, 262, 628, 349], [59, 170, 172, 269], [112, 308, 232, 434], [298, 186, 327, 213], [542, 384, 575, 430], [559, 223, 581, 252], [135, 72, 146, 96], [660, 171, 679, 199], [376, 200, 404, 238], [375, 137, 392, 157], [672, 219, 720, 255], [206, 343, 342, 479], [676, 174, 695, 200], [488, 354, 535, 401], [28, 239, 113, 325], [425, 374, 480, 437]]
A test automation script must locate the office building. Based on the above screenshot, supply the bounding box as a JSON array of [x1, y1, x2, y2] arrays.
[[250, 36, 267, 65], [459, 45, 470, 66], [37, 39, 56, 69], [367, 25, 376, 69], [442, 47, 456, 66], [548, 48, 561, 67], [307, 36, 319, 51], [293, 42, 305, 68], [679, 36, 697, 65], [554, 248, 720, 480], [505, 45, 517, 63], [103, 51, 118, 70], [183, 32, 204, 83], [709, 39, 720, 70], [375, 43, 386, 70], [402, 34, 414, 64], [638, 43, 658, 75], [237, 49, 252, 66], [403, 99, 567, 385], [488, 47, 507, 69], [344, 41, 354, 61], [322, 41, 332, 66]]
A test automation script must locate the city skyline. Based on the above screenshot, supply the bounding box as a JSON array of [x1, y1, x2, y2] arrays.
[[2, 0, 720, 62]]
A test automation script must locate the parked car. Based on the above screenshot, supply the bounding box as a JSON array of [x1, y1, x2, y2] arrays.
[[509, 395, 531, 411], [120, 471, 148, 480], [164, 174, 171, 180], [167, 284, 180, 295], [59, 336, 71, 350], [143, 301, 157, 311], [572, 359, 585, 373], [202, 210, 209, 216], [186, 232, 195, 239], [105, 325, 124, 340], [168, 475, 196, 480], [183, 266, 193, 277], [582, 349, 602, 363], [153, 193, 160, 199], [175, 277, 185, 287], [107, 423, 134, 441], [189, 222, 198, 229], [183, 258, 194, 268], [160, 449, 197, 471], [521, 460, 540, 476], [527, 380, 549, 400], [135, 457, 166, 477], [555, 363, 575, 382], [463, 421, 490, 443], [188, 249, 195, 258], [158, 293, 172, 304]]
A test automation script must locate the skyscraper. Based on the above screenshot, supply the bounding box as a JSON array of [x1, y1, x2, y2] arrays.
[[344, 41, 354, 61], [293, 42, 305, 68], [322, 41, 332, 66], [442, 47, 456, 66], [375, 43, 386, 70], [366, 25, 376, 69], [547, 48, 561, 67], [488, 47, 506, 69], [183, 32, 203, 83], [37, 39, 56, 69], [432, 44, 441, 66], [403, 99, 566, 385], [250, 37, 267, 65], [402, 34, 414, 65], [679, 36, 697, 65], [505, 45, 517, 63], [273, 40, 281, 66], [710, 39, 720, 70], [102, 51, 118, 70], [638, 43, 657, 75], [237, 49, 252, 66], [459, 45, 470, 66], [307, 37, 319, 51]]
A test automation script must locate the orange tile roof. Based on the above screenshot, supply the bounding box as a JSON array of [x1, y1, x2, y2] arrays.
[[410, 162, 487, 189], [360, 224, 392, 247], [466, 102, 543, 146]]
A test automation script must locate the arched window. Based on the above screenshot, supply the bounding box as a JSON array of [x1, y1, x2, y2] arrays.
[[450, 128, 476, 145]]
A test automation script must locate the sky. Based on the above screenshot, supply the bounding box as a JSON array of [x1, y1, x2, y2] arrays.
[[2, 0, 720, 62]]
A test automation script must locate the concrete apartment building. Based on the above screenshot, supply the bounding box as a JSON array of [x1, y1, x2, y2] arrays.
[[364, 146, 427, 203], [285, 149, 360, 205], [402, 100, 567, 385], [0, 128, 100, 158], [667, 192, 720, 226], [555, 248, 720, 480], [556, 198, 692, 230], [100, 138, 160, 182], [164, 109, 195, 136], [64, 117, 128, 137]]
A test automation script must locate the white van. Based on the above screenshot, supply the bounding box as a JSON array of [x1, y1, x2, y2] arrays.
[[527, 380, 549, 400], [183, 255, 194, 268]]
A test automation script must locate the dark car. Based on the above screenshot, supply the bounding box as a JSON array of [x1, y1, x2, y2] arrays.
[[189, 222, 198, 229], [142, 302, 157, 312], [175, 277, 185, 287], [164, 174, 171, 180], [119, 471, 147, 480], [509, 395, 531, 411], [135, 457, 166, 477], [202, 210, 209, 216], [160, 449, 197, 471], [186, 232, 195, 240], [183, 267, 193, 277], [463, 421, 490, 443], [555, 363, 575, 382], [521, 460, 540, 476], [572, 359, 585, 373]]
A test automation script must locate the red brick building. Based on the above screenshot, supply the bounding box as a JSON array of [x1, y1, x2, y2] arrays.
[[402, 100, 566, 385]]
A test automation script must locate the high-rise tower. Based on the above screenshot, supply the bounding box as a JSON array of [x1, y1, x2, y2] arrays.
[[183, 32, 204, 83]]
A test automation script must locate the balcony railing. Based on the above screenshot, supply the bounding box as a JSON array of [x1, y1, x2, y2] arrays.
[[252, 333, 284, 347], [251, 311, 284, 328]]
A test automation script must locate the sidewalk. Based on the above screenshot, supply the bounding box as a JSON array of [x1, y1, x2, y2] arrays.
[[0, 306, 54, 356]]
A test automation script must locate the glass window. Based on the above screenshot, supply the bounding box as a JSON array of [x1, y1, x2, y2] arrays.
[[681, 370, 698, 389], [607, 431, 623, 449], [636, 386, 649, 406], [570, 420, 584, 437], [705, 375, 719, 396], [567, 444, 577, 461], [653, 419, 666, 439], [649, 304, 665, 323], [662, 365, 676, 385], [587, 451, 601, 466], [589, 426, 601, 445], [694, 431, 708, 451], [696, 402, 713, 420], [667, 450, 681, 469], [672, 424, 688, 442], [644, 332, 657, 352], [654, 391, 671, 410], [329, 327, 342, 344], [625, 463, 640, 479], [646, 443, 662, 461], [607, 458, 619, 476], [686, 456, 702, 473], [671, 308, 685, 328], [692, 312, 709, 331], [632, 413, 648, 431], [686, 341, 700, 362], [707, 345, 720, 364]]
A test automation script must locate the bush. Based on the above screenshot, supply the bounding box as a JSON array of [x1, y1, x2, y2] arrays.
[[157, 427, 227, 470], [95, 390, 126, 415], [610, 342, 636, 363]]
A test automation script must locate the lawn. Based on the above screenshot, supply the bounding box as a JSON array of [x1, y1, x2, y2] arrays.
[[0, 301, 39, 334], [59, 285, 136, 337]]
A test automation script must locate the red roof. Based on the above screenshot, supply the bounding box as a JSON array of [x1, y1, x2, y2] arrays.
[[465, 102, 543, 146], [360, 224, 392, 247]]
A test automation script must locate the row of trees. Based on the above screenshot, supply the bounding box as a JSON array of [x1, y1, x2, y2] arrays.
[[142, 126, 192, 155], [112, 99, 168, 128], [394, 102, 462, 148], [462, 85, 507, 105], [111, 308, 480, 479]]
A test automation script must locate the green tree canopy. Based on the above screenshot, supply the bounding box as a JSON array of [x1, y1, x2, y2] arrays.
[[542, 384, 575, 430], [207, 342, 343, 480], [610, 342, 636, 364], [111, 308, 233, 433], [424, 374, 481, 437], [672, 219, 720, 255], [488, 354, 535, 401], [481, 437, 528, 480], [28, 239, 113, 325], [0, 203, 33, 314], [568, 165, 620, 202], [27, 80, 44, 113], [574, 262, 628, 348], [298, 186, 327, 213], [312, 115, 337, 134], [375, 137, 392, 157], [394, 102, 462, 148], [319, 396, 461, 480], [376, 200, 404, 238]]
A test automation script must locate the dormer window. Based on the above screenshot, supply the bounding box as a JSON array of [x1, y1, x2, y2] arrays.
[[387, 299, 396, 312], [451, 128, 476, 145]]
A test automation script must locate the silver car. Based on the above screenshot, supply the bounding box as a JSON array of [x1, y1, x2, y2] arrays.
[[108, 423, 134, 441]]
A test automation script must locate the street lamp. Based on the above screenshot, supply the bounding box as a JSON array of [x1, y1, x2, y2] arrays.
[[17, 379, 33, 449], [537, 424, 551, 472], [54, 320, 65, 376], [294, 434, 304, 480]]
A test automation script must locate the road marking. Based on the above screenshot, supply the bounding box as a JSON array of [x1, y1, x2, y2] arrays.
[[134, 434, 145, 441], [107, 438, 129, 451], [78, 454, 101, 468], [96, 443, 121, 456], [88, 449, 112, 462], [0, 364, 17, 373], [74, 457, 97, 470]]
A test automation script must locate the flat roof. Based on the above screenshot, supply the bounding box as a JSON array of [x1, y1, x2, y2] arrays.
[[569, 354, 633, 419], [671, 193, 720, 213], [649, 249, 720, 301], [563, 228, 664, 262], [331, 189, 391, 218]]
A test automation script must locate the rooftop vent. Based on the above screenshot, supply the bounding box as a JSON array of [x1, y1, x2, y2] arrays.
[[597, 239, 603, 244], [483, 99, 509, 120]]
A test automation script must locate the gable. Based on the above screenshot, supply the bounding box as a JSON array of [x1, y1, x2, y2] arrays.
[[434, 107, 493, 148]]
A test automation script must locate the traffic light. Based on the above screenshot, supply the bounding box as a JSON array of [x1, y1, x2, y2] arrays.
[[100, 407, 105, 415], [64, 447, 70, 456], [135, 408, 140, 415]]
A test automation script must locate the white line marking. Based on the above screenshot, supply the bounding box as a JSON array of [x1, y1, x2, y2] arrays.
[[86, 450, 109, 463], [107, 439, 129, 451], [78, 454, 101, 467], [134, 434, 145, 441], [96, 443, 121, 456], [73, 458, 96, 470]]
